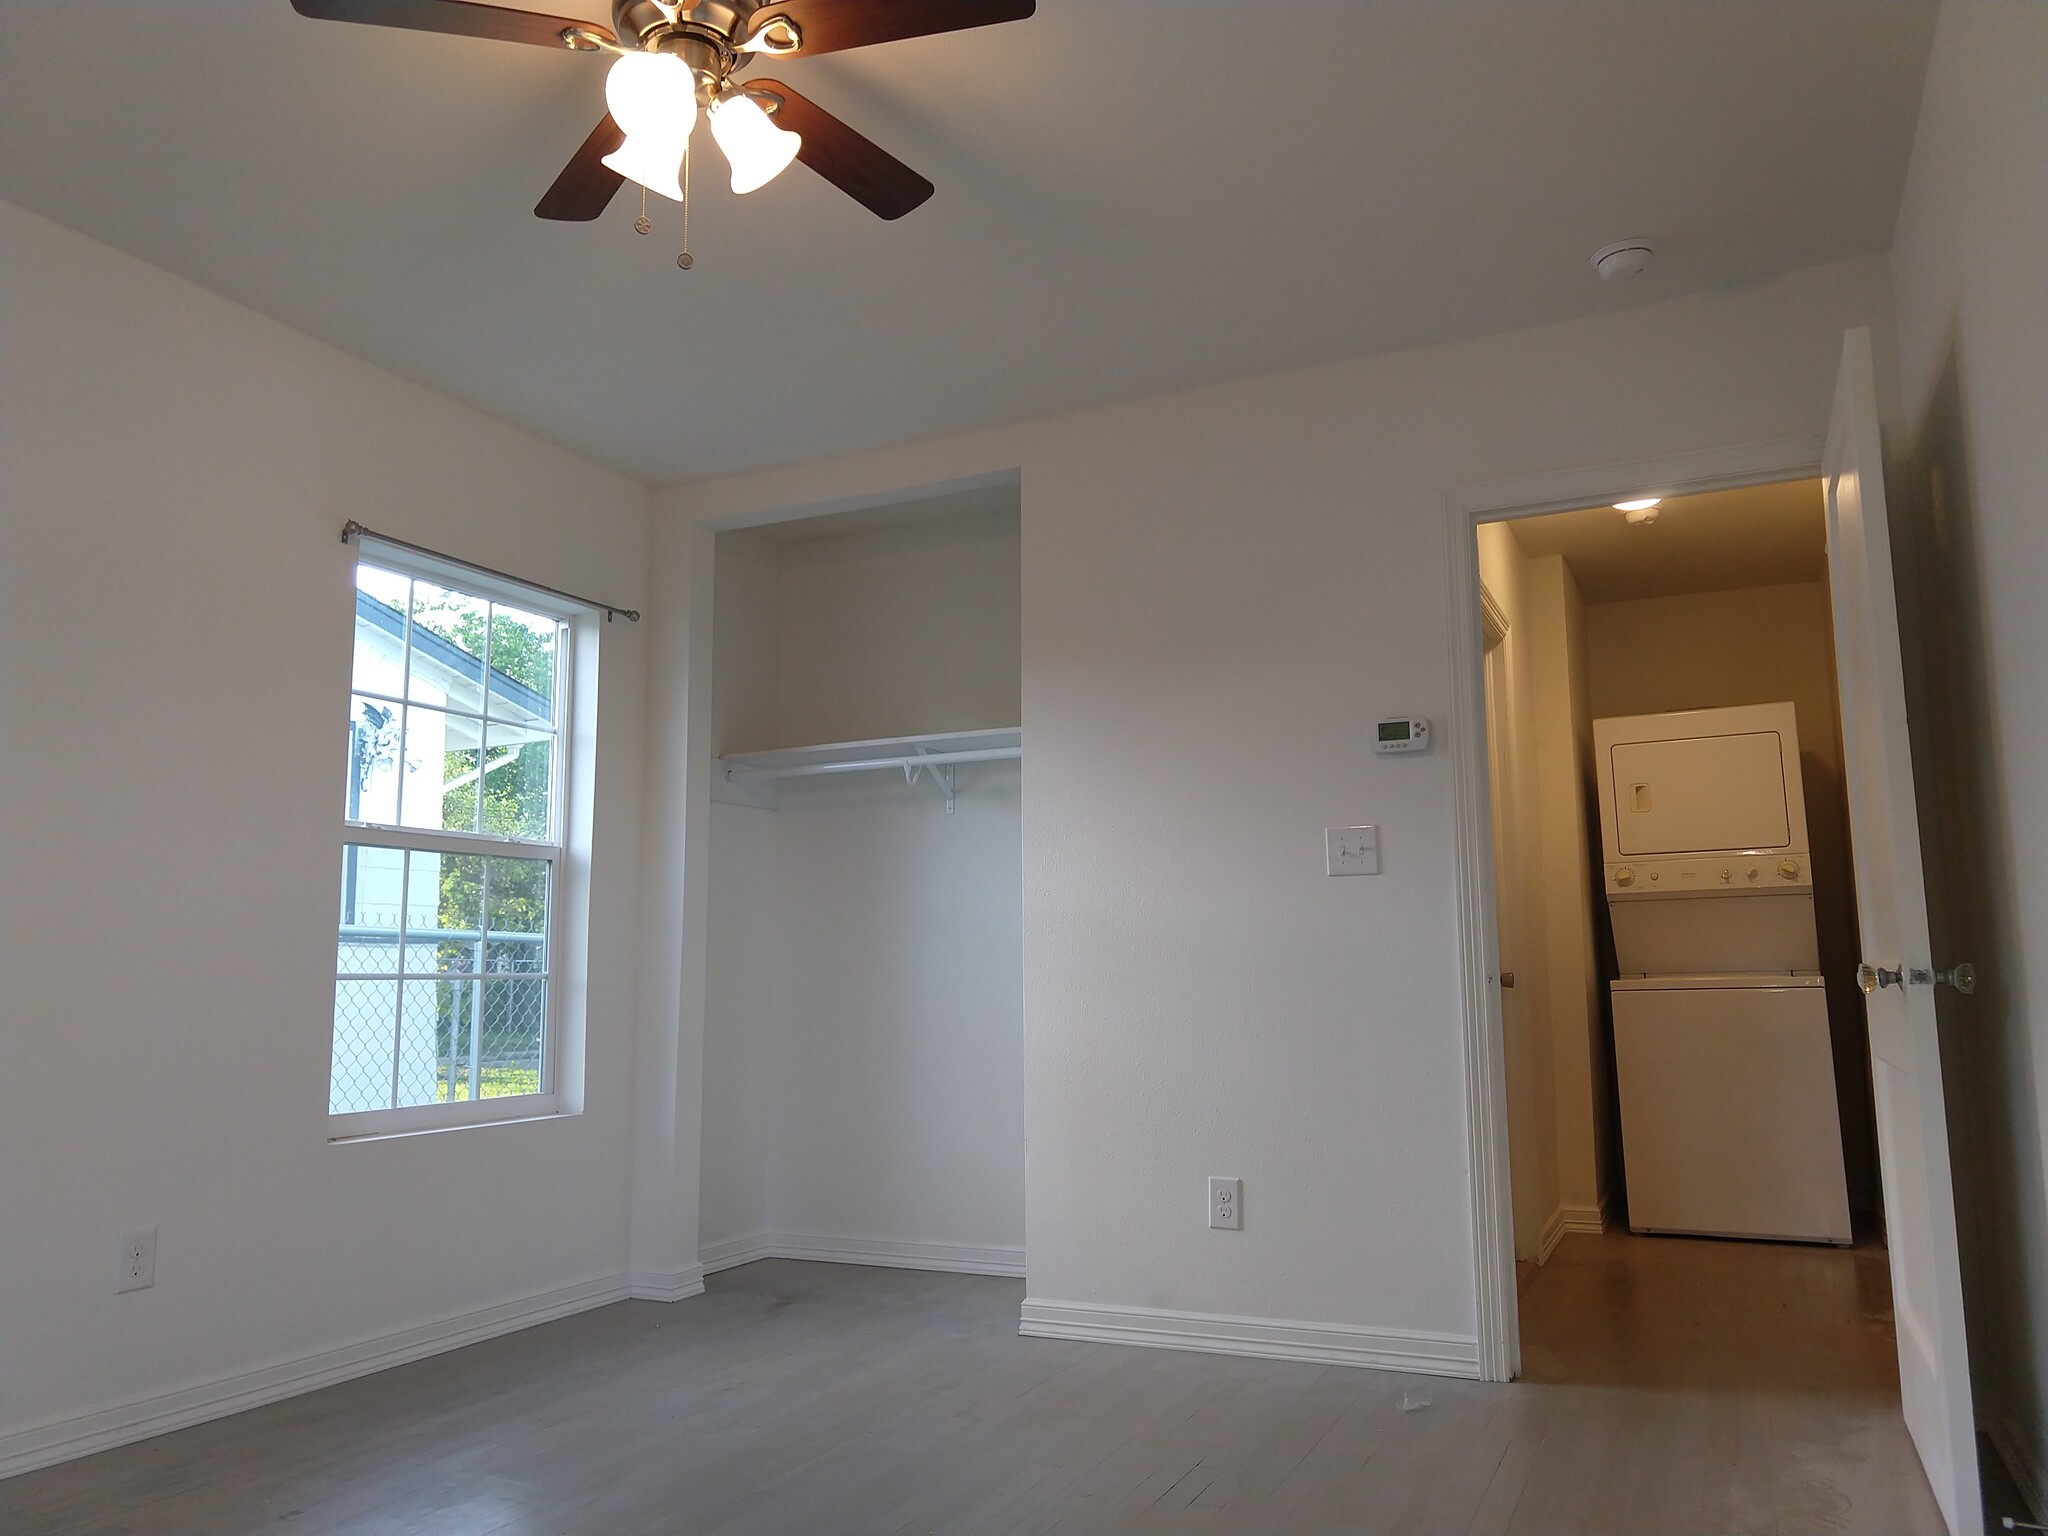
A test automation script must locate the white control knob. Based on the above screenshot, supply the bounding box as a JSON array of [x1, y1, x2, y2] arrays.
[[1779, 859, 1801, 880], [1720, 868, 1732, 883], [1614, 868, 1634, 887], [1747, 866, 1760, 881]]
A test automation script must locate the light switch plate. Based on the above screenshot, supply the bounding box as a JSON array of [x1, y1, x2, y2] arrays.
[[1326, 825, 1380, 876]]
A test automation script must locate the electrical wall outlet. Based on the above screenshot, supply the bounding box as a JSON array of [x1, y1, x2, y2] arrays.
[[118, 1229, 156, 1293], [1208, 1177, 1242, 1231]]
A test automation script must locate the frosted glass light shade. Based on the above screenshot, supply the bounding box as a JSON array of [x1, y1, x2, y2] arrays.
[[603, 136, 689, 201], [601, 51, 696, 201], [710, 92, 801, 194]]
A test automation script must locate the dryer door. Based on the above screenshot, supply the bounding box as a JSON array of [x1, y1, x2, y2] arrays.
[[1610, 731, 1793, 855]]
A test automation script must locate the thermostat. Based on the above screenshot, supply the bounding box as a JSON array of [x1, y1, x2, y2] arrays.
[[1374, 716, 1430, 754]]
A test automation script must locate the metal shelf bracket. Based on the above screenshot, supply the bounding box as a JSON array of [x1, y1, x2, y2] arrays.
[[905, 748, 956, 814]]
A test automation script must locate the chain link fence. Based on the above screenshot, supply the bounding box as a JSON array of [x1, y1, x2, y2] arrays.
[[330, 920, 545, 1112]]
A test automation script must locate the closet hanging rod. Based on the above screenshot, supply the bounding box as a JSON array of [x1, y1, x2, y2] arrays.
[[722, 746, 1021, 783]]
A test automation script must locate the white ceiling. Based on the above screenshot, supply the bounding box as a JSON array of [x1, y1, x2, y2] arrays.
[[1509, 479, 1827, 603], [0, 2, 1937, 484]]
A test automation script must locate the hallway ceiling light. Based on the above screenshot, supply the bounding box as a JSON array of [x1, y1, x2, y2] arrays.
[[1615, 497, 1662, 526]]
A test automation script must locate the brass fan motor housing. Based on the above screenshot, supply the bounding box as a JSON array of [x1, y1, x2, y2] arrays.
[[613, 1, 778, 90], [613, 1, 759, 44]]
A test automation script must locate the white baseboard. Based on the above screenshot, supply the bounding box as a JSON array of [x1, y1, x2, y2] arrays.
[[1988, 1412, 2047, 1523], [1560, 1202, 1607, 1236], [628, 1264, 706, 1303], [700, 1232, 1025, 1278], [774, 1234, 1025, 1277], [1018, 1298, 1481, 1378], [0, 1271, 631, 1481], [699, 1233, 779, 1275], [1538, 1205, 1569, 1262]]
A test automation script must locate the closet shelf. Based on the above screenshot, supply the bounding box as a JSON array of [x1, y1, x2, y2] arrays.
[[713, 728, 1021, 813]]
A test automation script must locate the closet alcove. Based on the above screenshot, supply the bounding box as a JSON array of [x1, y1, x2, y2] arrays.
[[699, 483, 1025, 1277]]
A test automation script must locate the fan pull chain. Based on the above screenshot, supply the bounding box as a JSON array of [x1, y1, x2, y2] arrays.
[[676, 148, 694, 270], [634, 184, 651, 237]]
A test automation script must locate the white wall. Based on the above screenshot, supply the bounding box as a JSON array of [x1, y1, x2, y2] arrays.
[[1474, 528, 1609, 1257], [0, 203, 653, 1467], [1540, 559, 1610, 1219], [1474, 525, 1563, 1262], [769, 508, 1023, 748], [639, 254, 1902, 1361], [1886, 0, 2048, 1510], [700, 801, 781, 1248], [698, 509, 1024, 1268], [1516, 545, 1608, 1231], [756, 771, 1024, 1260]]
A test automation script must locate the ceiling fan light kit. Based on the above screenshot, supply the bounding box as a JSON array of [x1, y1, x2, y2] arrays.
[[600, 50, 695, 200], [290, 0, 1036, 259], [709, 91, 802, 194]]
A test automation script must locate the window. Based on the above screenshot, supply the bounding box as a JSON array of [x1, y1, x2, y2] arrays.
[[331, 555, 571, 1135]]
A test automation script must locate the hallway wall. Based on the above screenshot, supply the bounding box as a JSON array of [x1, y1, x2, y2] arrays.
[[1477, 529, 1611, 1255], [1476, 525, 1563, 1262]]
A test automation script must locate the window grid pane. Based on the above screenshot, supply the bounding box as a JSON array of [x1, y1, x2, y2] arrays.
[[398, 704, 484, 834], [485, 604, 559, 726], [332, 845, 550, 1113], [346, 562, 562, 848]]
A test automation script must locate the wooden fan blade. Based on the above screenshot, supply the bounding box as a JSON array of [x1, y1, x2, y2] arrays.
[[535, 113, 627, 220], [289, 0, 616, 50], [751, 80, 934, 220], [743, 0, 1032, 58]]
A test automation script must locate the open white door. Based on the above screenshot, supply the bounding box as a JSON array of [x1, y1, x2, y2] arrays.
[[1824, 327, 1981, 1536]]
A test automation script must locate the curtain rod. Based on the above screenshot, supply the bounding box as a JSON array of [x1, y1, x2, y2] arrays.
[[340, 521, 640, 622]]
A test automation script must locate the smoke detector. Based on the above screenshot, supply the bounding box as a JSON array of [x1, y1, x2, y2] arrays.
[[1592, 240, 1655, 282]]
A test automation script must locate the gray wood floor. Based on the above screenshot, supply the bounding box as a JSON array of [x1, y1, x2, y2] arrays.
[[1, 1232, 1950, 1534]]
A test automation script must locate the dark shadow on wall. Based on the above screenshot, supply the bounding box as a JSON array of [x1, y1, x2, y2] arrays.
[[1889, 336, 2046, 1480], [1582, 770, 1623, 1218], [1804, 747, 1881, 1220]]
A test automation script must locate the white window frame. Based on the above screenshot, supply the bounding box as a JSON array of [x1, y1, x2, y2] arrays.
[[330, 541, 581, 1140]]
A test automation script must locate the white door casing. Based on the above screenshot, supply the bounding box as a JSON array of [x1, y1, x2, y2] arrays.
[[1447, 433, 1825, 1383], [1481, 602, 1544, 1266], [1823, 326, 1981, 1536]]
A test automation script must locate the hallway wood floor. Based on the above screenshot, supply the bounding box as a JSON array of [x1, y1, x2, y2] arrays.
[[1, 1235, 1946, 1534]]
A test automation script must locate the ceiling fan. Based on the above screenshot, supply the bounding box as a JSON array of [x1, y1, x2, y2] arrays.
[[290, 0, 1035, 232]]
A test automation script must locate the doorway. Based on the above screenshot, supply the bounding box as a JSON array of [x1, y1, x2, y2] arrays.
[[1473, 477, 1890, 1386], [1446, 339, 1986, 1535]]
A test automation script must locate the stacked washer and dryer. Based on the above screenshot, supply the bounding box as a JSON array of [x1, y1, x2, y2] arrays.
[[1593, 702, 1853, 1245]]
